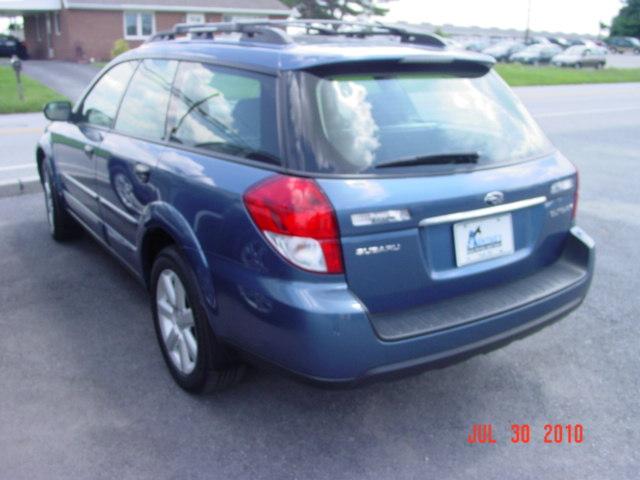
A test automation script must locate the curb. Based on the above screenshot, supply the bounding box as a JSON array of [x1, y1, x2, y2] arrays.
[[0, 176, 41, 198]]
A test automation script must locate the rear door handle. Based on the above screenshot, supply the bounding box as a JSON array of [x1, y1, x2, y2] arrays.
[[134, 163, 151, 183], [83, 144, 94, 156]]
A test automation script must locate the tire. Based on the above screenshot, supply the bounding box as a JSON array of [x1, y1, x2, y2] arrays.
[[41, 162, 79, 241], [150, 246, 244, 393]]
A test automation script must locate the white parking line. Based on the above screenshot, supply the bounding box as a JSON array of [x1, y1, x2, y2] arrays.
[[0, 164, 35, 172], [0, 127, 44, 135], [534, 106, 640, 118]]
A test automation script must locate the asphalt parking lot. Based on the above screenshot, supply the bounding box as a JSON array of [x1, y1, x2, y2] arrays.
[[606, 52, 640, 69], [0, 82, 639, 479]]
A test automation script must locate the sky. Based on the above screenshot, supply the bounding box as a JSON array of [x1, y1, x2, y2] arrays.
[[380, 0, 623, 35], [0, 0, 624, 36]]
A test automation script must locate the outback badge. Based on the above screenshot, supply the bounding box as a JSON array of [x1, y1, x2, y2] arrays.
[[484, 191, 505, 206]]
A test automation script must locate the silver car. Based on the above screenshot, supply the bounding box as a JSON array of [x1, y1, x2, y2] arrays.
[[510, 44, 562, 65], [552, 46, 607, 69]]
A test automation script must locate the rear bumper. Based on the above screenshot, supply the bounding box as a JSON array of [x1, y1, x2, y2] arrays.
[[217, 226, 595, 384]]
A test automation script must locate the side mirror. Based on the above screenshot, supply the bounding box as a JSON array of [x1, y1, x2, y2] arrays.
[[44, 101, 72, 122]]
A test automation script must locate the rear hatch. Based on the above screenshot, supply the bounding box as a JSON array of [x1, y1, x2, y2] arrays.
[[285, 60, 578, 325], [319, 154, 576, 316]]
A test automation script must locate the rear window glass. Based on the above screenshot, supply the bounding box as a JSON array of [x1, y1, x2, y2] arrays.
[[166, 62, 280, 165], [290, 70, 552, 174]]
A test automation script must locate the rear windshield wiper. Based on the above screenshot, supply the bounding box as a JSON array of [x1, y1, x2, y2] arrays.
[[374, 152, 479, 169]]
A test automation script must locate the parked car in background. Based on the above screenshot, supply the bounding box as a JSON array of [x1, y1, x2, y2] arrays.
[[552, 46, 606, 69], [0, 34, 28, 59], [510, 43, 562, 65], [463, 39, 493, 52], [547, 36, 570, 48], [37, 20, 594, 393], [526, 36, 551, 45], [442, 37, 464, 50], [567, 38, 588, 47], [482, 41, 526, 61], [605, 36, 640, 54]]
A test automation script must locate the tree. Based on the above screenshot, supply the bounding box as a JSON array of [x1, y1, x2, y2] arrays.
[[610, 0, 640, 37], [281, 0, 388, 20]]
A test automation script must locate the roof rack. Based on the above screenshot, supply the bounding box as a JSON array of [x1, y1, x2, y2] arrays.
[[147, 19, 448, 48]]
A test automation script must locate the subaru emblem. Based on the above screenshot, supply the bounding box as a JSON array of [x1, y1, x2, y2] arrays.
[[484, 191, 504, 206]]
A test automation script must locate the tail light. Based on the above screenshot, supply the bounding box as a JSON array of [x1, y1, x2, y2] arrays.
[[243, 175, 344, 274]]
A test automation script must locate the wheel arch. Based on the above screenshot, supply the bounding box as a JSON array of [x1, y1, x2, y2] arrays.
[[36, 134, 55, 183], [138, 203, 218, 313], [36, 147, 45, 181]]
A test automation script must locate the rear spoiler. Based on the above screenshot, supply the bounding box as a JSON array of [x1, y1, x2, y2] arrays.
[[299, 54, 495, 78]]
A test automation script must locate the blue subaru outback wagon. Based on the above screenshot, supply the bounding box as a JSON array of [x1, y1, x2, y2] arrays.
[[37, 21, 594, 392]]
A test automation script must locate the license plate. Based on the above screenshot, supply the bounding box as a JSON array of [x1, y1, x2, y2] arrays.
[[453, 214, 515, 267]]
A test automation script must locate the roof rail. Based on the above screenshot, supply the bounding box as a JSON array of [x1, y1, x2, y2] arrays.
[[147, 20, 448, 48], [148, 22, 292, 44]]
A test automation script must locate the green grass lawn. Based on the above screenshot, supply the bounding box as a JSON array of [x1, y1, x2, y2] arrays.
[[0, 66, 68, 114], [496, 63, 640, 86]]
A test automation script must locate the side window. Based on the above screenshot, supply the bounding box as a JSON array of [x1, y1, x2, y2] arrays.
[[81, 62, 137, 128], [166, 61, 280, 164], [115, 59, 178, 140]]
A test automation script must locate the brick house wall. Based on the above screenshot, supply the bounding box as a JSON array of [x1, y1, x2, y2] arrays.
[[22, 15, 41, 59], [23, 10, 289, 62]]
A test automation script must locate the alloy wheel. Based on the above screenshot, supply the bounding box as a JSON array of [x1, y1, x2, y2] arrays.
[[156, 269, 198, 375]]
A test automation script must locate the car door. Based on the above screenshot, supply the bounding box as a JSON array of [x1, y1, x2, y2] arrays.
[[582, 49, 595, 66], [94, 59, 177, 264], [52, 61, 137, 233]]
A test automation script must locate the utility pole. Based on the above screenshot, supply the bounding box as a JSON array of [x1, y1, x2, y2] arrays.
[[524, 0, 532, 44]]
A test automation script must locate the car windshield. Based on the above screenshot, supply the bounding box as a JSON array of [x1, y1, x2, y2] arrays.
[[288, 69, 552, 174]]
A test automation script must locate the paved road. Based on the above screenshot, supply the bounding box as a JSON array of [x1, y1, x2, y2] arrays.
[[0, 60, 97, 188], [0, 83, 639, 479], [21, 60, 100, 102], [0, 113, 45, 185]]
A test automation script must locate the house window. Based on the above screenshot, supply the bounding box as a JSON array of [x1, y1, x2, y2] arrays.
[[123, 12, 155, 39], [54, 12, 61, 36], [185, 13, 205, 24]]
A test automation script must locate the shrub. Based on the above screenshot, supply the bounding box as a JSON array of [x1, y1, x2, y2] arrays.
[[110, 39, 129, 59]]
